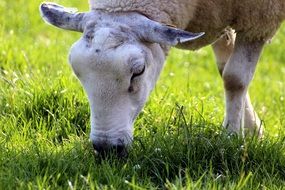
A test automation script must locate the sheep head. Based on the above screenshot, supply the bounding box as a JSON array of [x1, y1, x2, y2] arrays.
[[40, 2, 203, 157]]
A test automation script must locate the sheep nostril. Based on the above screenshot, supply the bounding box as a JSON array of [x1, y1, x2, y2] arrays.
[[93, 143, 128, 158]]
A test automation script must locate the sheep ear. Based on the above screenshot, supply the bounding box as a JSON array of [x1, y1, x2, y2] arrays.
[[40, 2, 85, 32], [138, 20, 204, 46]]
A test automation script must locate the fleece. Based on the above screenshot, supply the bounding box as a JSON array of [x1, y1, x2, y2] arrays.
[[89, 0, 285, 50]]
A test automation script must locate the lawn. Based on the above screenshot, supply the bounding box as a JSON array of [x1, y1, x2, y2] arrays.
[[1, 0, 285, 189]]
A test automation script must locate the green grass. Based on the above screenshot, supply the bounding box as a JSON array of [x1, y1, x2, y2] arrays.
[[1, 0, 285, 189]]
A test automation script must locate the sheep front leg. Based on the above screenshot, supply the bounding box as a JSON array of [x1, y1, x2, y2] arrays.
[[212, 30, 236, 76], [221, 37, 264, 136], [212, 33, 264, 137]]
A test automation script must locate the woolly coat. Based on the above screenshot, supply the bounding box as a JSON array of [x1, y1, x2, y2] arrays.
[[90, 0, 285, 50]]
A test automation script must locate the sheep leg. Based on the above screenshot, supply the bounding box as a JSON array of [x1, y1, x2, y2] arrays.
[[212, 34, 264, 137], [212, 30, 236, 76]]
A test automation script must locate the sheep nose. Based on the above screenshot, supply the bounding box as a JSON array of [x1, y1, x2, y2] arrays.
[[93, 143, 128, 158]]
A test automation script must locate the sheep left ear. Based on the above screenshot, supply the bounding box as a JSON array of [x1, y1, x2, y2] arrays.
[[40, 2, 86, 32], [136, 19, 204, 46]]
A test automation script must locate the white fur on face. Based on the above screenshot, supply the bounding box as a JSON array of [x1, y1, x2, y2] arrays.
[[69, 24, 165, 146]]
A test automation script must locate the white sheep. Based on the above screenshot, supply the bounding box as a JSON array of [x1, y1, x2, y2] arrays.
[[40, 0, 285, 156]]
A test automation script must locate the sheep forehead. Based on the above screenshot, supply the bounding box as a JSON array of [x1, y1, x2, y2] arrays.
[[93, 28, 129, 48], [92, 30, 126, 59], [72, 26, 144, 77], [84, 19, 135, 48]]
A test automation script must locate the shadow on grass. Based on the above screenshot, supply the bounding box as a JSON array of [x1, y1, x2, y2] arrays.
[[2, 123, 285, 189]]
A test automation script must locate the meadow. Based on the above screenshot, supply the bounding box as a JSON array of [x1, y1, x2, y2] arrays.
[[1, 0, 285, 189]]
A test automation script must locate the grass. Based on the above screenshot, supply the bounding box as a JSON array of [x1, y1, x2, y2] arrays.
[[1, 0, 285, 189]]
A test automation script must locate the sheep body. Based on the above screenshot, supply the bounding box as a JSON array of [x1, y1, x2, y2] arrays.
[[90, 0, 285, 50], [40, 1, 285, 152]]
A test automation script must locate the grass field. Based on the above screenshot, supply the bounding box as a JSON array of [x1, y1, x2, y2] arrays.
[[1, 0, 285, 189]]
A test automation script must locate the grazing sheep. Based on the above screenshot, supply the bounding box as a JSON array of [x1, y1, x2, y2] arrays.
[[40, 0, 285, 156]]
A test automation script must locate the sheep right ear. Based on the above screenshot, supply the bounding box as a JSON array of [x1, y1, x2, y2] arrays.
[[136, 18, 204, 46], [40, 2, 85, 32]]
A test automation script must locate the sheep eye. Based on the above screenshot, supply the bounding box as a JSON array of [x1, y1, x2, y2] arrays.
[[131, 66, 145, 80]]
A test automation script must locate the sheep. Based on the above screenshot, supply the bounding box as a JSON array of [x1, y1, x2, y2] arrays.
[[40, 0, 285, 156]]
